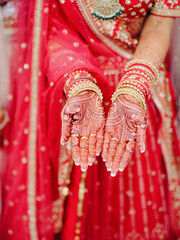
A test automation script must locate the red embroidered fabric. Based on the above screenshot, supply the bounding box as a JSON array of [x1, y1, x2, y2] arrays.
[[0, 0, 180, 240]]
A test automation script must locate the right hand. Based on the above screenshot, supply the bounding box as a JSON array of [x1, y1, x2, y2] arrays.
[[61, 91, 105, 171]]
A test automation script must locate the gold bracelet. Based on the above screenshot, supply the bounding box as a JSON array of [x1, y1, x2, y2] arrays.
[[65, 70, 91, 87], [118, 81, 148, 96], [111, 87, 146, 110], [125, 59, 159, 80], [126, 68, 155, 84], [68, 82, 103, 102]]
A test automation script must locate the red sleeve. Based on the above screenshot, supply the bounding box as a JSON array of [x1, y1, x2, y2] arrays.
[[151, 0, 180, 17]]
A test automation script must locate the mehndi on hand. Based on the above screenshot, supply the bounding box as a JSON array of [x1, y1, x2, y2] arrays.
[[102, 94, 147, 176], [102, 59, 159, 177], [61, 91, 105, 171]]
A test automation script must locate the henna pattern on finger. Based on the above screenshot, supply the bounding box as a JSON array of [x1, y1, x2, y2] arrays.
[[103, 94, 147, 174], [61, 91, 105, 169]]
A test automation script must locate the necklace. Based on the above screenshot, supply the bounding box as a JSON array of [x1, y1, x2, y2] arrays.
[[92, 0, 125, 20]]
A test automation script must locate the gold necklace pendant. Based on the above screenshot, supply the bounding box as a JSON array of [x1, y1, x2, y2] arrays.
[[92, 0, 124, 20]]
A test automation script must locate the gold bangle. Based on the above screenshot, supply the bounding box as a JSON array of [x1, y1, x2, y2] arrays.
[[112, 88, 146, 110], [68, 82, 103, 102], [125, 59, 159, 81], [65, 70, 91, 87], [127, 68, 155, 84]]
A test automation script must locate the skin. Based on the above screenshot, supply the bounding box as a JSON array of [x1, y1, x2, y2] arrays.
[[61, 91, 105, 171], [61, 15, 174, 175], [102, 15, 174, 176]]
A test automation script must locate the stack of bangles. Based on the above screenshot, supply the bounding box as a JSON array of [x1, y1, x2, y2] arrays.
[[64, 70, 103, 101], [111, 59, 159, 110]]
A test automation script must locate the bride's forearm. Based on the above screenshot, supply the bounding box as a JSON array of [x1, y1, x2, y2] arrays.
[[134, 15, 174, 69]]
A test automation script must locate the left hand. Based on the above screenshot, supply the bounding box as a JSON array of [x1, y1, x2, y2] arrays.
[[102, 94, 148, 176]]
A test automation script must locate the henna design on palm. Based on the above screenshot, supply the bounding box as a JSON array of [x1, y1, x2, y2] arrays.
[[61, 91, 105, 171], [102, 94, 147, 176]]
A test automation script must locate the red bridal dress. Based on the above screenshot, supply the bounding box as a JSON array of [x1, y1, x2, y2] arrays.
[[0, 0, 180, 240]]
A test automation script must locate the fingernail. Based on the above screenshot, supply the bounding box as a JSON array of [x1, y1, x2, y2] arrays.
[[111, 173, 116, 177], [75, 162, 80, 166], [81, 168, 87, 172], [119, 168, 124, 172], [88, 163, 93, 166], [140, 147, 145, 153], [96, 153, 100, 156], [103, 158, 106, 162], [107, 168, 111, 171]]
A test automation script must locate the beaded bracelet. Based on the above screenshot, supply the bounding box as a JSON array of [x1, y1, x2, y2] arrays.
[[120, 75, 151, 97], [64, 71, 103, 102], [64, 70, 97, 95], [111, 59, 159, 110], [125, 59, 159, 83], [119, 80, 150, 98], [68, 81, 103, 102], [111, 87, 146, 110], [125, 68, 155, 85]]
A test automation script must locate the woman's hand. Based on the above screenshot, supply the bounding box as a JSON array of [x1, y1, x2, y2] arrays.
[[61, 91, 105, 171], [102, 94, 147, 176]]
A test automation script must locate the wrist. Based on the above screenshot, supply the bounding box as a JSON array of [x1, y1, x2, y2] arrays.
[[112, 59, 159, 110], [64, 70, 103, 102]]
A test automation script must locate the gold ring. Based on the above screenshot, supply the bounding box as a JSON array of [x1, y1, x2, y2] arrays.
[[111, 137, 119, 143], [89, 134, 96, 137], [71, 134, 79, 137], [81, 136, 89, 140]]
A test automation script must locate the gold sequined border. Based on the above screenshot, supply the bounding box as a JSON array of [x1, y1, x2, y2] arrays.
[[75, 0, 133, 59], [74, 172, 87, 239], [28, 0, 43, 239], [151, 7, 180, 17], [151, 67, 180, 228]]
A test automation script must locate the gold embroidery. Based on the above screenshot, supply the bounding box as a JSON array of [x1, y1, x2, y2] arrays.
[[151, 7, 180, 17], [74, 172, 87, 239], [151, 65, 180, 228], [75, 0, 133, 59], [53, 141, 73, 233], [28, 0, 43, 239]]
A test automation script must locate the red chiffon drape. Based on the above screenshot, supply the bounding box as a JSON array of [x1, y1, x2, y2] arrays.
[[0, 0, 180, 240]]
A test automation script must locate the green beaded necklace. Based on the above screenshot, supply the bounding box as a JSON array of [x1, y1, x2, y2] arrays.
[[92, 0, 125, 20]]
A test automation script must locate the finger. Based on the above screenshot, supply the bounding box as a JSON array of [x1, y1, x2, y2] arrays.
[[80, 137, 89, 171], [119, 141, 136, 170], [61, 108, 71, 145], [88, 134, 96, 166], [111, 141, 125, 173], [71, 135, 80, 165], [96, 126, 104, 156], [106, 138, 119, 170], [113, 142, 126, 171], [102, 132, 111, 162], [110, 159, 119, 177], [136, 119, 147, 153]]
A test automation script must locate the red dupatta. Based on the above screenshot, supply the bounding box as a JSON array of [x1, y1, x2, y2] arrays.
[[0, 0, 114, 239]]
